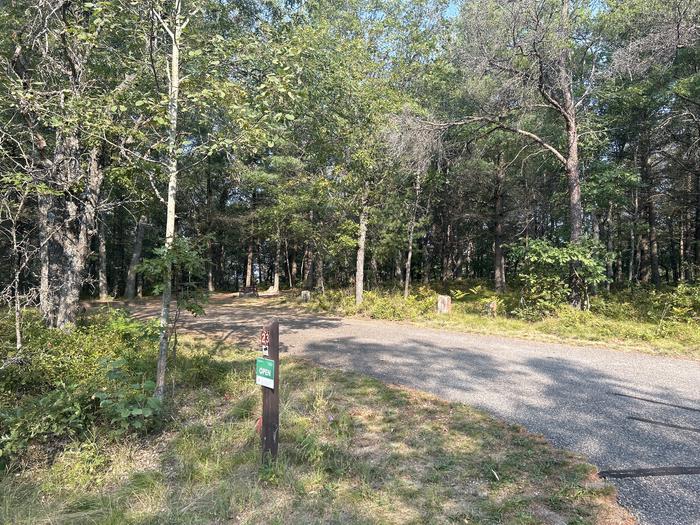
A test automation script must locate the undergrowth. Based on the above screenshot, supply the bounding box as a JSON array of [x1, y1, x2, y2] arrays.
[[307, 282, 700, 358], [0, 309, 163, 467]]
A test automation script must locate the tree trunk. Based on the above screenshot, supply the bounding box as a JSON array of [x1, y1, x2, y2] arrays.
[[39, 195, 52, 322], [315, 252, 325, 294], [245, 242, 254, 287], [404, 173, 423, 298], [355, 184, 370, 304], [694, 171, 700, 267], [629, 190, 639, 282], [605, 203, 614, 290], [125, 215, 146, 299], [303, 244, 313, 289], [272, 226, 281, 293], [207, 240, 215, 292], [395, 253, 404, 286], [559, 0, 583, 244], [422, 225, 435, 284], [98, 220, 109, 300], [565, 142, 583, 243], [156, 5, 182, 400], [290, 244, 298, 287], [39, 142, 103, 328], [494, 159, 506, 293], [285, 239, 293, 288], [669, 219, 678, 283], [640, 137, 660, 286], [679, 214, 686, 281]]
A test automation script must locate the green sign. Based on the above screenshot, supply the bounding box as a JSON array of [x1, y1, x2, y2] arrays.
[[256, 357, 275, 389]]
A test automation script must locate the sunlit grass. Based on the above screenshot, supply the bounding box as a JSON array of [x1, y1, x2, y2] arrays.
[[306, 287, 700, 359], [1, 338, 630, 524]]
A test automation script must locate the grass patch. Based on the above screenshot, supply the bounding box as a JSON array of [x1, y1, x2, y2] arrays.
[[1, 338, 630, 524], [306, 286, 700, 359]]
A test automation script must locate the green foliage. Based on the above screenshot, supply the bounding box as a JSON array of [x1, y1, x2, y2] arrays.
[[510, 239, 608, 320], [311, 287, 437, 320], [0, 385, 91, 462], [591, 283, 700, 324], [0, 310, 161, 466], [93, 375, 162, 434], [138, 237, 207, 316], [451, 285, 507, 317], [139, 237, 205, 293]]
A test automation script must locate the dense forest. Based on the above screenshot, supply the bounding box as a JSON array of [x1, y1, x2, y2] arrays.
[[1, 0, 699, 383]]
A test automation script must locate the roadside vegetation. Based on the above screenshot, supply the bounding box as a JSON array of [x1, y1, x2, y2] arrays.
[[0, 310, 631, 524], [307, 281, 700, 359]]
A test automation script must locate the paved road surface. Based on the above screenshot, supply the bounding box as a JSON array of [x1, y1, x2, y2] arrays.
[[130, 295, 700, 525]]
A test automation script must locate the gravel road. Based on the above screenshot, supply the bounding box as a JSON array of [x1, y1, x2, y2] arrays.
[[129, 295, 700, 525]]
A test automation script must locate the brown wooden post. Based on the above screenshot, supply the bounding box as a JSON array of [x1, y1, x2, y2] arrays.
[[260, 320, 279, 460]]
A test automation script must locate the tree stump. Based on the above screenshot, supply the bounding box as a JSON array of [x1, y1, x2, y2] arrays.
[[437, 294, 451, 314], [300, 290, 311, 302]]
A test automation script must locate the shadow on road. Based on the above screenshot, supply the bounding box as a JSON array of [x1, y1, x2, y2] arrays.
[[123, 294, 699, 524], [300, 335, 700, 525]]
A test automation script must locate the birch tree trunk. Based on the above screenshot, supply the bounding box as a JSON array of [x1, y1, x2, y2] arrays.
[[272, 225, 281, 293], [290, 244, 298, 287], [156, 1, 183, 400], [207, 240, 216, 292], [98, 220, 109, 300], [355, 183, 369, 305]]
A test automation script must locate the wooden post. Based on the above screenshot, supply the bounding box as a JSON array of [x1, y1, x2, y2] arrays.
[[260, 320, 280, 460]]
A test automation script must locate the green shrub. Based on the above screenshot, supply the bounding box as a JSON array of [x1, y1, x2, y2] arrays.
[[590, 283, 700, 324], [308, 288, 437, 321], [0, 385, 92, 462], [0, 309, 161, 466], [451, 285, 509, 317], [510, 239, 608, 319]]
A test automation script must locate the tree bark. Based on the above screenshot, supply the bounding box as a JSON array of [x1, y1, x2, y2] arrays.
[[125, 215, 146, 299], [42, 143, 104, 328], [207, 241, 215, 292], [355, 183, 370, 304], [640, 137, 660, 285], [245, 242, 254, 287], [315, 251, 325, 294], [303, 244, 313, 289], [694, 171, 700, 267], [290, 244, 298, 287], [98, 220, 109, 300], [493, 159, 506, 293], [156, 3, 182, 400], [272, 225, 281, 293], [606, 203, 614, 291], [669, 219, 678, 283], [404, 173, 423, 298]]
